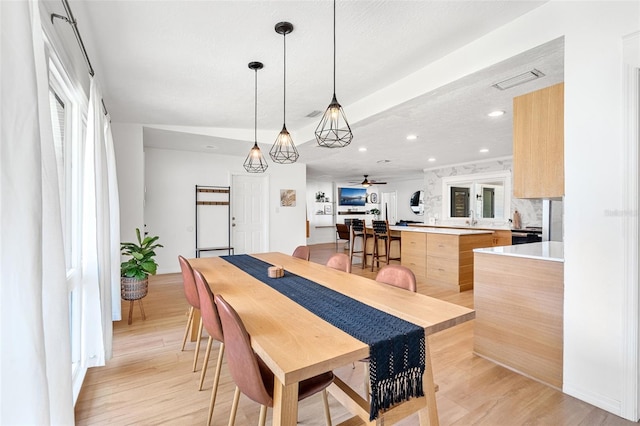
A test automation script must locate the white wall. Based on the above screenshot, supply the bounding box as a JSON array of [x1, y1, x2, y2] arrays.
[[382, 177, 426, 223], [143, 147, 306, 274], [111, 123, 144, 244], [454, 0, 638, 419]]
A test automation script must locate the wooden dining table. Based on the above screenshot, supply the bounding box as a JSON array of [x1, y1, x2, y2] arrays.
[[188, 252, 474, 426]]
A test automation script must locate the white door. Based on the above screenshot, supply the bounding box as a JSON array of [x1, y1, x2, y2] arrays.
[[231, 174, 269, 254], [381, 191, 398, 224]]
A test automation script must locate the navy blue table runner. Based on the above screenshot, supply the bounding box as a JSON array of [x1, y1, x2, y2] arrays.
[[221, 254, 425, 420]]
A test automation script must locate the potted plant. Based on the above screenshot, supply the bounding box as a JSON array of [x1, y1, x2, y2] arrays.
[[120, 228, 163, 303], [369, 208, 380, 219]]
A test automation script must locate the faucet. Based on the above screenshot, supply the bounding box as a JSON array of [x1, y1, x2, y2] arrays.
[[469, 210, 477, 226]]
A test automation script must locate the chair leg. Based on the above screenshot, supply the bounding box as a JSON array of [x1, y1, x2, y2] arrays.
[[370, 237, 377, 272], [228, 386, 241, 426], [181, 306, 194, 351], [199, 336, 213, 390], [258, 405, 268, 426], [206, 343, 225, 426], [321, 389, 332, 426], [192, 317, 203, 372]]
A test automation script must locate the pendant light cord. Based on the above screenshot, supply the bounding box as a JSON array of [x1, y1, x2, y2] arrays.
[[333, 0, 336, 95], [283, 33, 287, 125], [254, 68, 258, 142]]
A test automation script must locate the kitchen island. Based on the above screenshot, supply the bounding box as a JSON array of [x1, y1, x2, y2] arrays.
[[473, 242, 564, 389], [391, 226, 494, 292]]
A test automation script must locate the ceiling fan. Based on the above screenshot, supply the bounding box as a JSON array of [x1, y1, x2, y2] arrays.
[[351, 175, 387, 187]]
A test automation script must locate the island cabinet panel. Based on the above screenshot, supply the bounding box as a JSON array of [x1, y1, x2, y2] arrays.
[[473, 252, 564, 389], [490, 229, 512, 246], [513, 82, 564, 199], [400, 231, 427, 279], [426, 233, 494, 292]]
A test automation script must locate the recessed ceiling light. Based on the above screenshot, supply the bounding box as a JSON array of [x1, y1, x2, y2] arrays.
[[406, 135, 418, 140], [358, 147, 367, 152], [427, 157, 436, 162], [479, 148, 489, 153], [488, 110, 505, 117]]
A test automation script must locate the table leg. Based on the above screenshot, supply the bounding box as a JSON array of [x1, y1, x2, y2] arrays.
[[418, 340, 439, 426], [272, 376, 298, 426], [190, 309, 201, 342]]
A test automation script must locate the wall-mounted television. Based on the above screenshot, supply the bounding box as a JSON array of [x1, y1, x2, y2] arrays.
[[338, 187, 367, 206]]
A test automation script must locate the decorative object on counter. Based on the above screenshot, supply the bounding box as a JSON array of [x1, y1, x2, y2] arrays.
[[270, 21, 299, 164], [513, 210, 522, 229], [268, 265, 284, 278], [369, 208, 380, 219], [243, 61, 268, 173], [324, 204, 332, 214], [120, 228, 163, 324], [315, 191, 326, 202], [315, 0, 353, 148]]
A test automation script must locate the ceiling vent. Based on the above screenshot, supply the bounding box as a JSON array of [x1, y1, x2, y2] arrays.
[[306, 110, 323, 118], [493, 69, 545, 90]]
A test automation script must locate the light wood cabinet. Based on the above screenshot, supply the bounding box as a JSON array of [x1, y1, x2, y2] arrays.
[[426, 233, 494, 292], [513, 82, 564, 198], [400, 232, 427, 279], [474, 251, 564, 389]]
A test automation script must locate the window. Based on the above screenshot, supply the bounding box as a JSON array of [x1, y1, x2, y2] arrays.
[[47, 51, 86, 397]]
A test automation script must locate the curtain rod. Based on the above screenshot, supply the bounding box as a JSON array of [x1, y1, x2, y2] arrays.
[[51, 0, 108, 116]]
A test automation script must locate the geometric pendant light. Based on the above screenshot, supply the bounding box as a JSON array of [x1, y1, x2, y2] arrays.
[[269, 21, 299, 164], [315, 0, 353, 148], [243, 61, 269, 173]]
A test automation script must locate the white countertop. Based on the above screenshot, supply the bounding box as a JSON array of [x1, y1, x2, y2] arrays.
[[390, 226, 493, 236], [410, 223, 513, 231], [474, 241, 564, 262]]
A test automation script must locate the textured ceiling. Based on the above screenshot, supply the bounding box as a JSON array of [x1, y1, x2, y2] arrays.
[[44, 0, 562, 182]]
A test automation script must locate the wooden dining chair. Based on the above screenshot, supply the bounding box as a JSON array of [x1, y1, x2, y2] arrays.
[[214, 294, 334, 426], [192, 269, 225, 426], [370, 220, 401, 271], [348, 218, 368, 269], [326, 253, 352, 273], [178, 255, 204, 373], [335, 223, 350, 251], [292, 245, 311, 261]]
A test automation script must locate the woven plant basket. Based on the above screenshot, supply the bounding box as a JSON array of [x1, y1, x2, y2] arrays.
[[121, 277, 148, 301]]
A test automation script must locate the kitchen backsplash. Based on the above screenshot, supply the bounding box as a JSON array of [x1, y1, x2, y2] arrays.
[[424, 158, 543, 228]]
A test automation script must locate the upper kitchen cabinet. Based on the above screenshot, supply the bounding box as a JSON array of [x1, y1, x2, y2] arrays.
[[513, 82, 564, 199]]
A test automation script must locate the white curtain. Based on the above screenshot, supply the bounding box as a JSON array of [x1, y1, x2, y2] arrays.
[[82, 78, 121, 367], [0, 0, 74, 423]]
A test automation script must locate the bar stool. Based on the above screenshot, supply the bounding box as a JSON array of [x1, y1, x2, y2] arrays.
[[370, 220, 401, 271], [349, 218, 368, 269]]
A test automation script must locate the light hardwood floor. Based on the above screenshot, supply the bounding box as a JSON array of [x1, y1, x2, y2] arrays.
[[75, 243, 635, 425]]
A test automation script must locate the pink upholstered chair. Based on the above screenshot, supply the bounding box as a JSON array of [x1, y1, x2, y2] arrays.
[[214, 294, 334, 426], [375, 264, 417, 292], [178, 255, 204, 373], [326, 253, 352, 273], [193, 269, 225, 426], [292, 245, 310, 261]]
